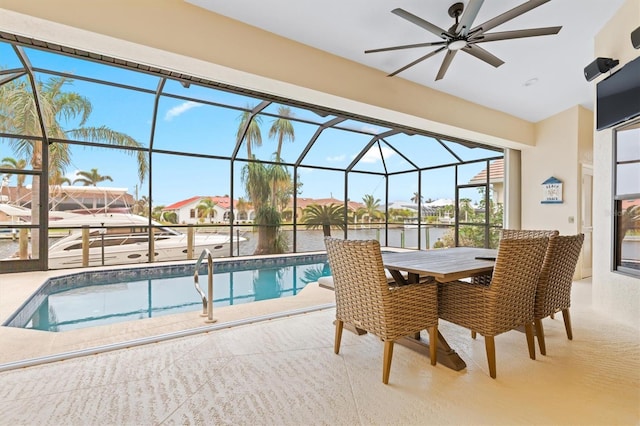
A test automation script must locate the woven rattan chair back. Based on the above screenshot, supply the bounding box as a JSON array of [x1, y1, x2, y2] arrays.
[[535, 234, 584, 318], [533, 233, 584, 355], [324, 238, 392, 339], [438, 237, 549, 378], [476, 237, 549, 335], [324, 237, 439, 384]]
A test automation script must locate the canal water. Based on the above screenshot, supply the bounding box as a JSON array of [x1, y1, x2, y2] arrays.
[[0, 226, 451, 263]]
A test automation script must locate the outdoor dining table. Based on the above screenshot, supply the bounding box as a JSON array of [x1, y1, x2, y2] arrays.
[[381, 247, 498, 371]]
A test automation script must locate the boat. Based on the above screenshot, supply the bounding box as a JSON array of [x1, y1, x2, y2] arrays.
[[1, 204, 246, 268], [0, 203, 30, 239]]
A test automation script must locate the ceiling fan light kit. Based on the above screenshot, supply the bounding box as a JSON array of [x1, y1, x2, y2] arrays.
[[366, 0, 562, 81]]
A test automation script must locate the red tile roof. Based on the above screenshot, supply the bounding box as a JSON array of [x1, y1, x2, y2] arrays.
[[164, 195, 239, 210], [469, 159, 504, 183], [163, 196, 202, 210]]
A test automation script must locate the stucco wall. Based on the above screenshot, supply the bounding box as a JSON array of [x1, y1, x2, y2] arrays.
[[522, 106, 584, 235], [592, 0, 640, 328]]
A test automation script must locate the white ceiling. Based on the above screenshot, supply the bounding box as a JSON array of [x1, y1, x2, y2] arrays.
[[186, 0, 626, 123]]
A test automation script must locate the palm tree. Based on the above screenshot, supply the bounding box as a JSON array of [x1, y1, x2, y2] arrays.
[[302, 203, 346, 237], [237, 107, 263, 159], [133, 195, 149, 216], [0, 157, 27, 189], [459, 197, 474, 222], [196, 198, 217, 223], [362, 194, 381, 224], [238, 106, 297, 255], [235, 197, 249, 221], [0, 74, 148, 257], [268, 106, 295, 161], [73, 168, 113, 186], [242, 161, 288, 254], [410, 192, 423, 205]]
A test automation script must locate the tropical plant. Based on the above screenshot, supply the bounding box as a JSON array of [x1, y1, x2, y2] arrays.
[[162, 211, 178, 224], [268, 106, 295, 161], [459, 197, 474, 222], [235, 197, 249, 221], [0, 156, 27, 188], [302, 203, 346, 237], [410, 192, 423, 205], [196, 198, 217, 223], [0, 74, 148, 257], [243, 161, 293, 254], [151, 204, 165, 221], [73, 168, 113, 186], [239, 106, 297, 255], [237, 107, 263, 159], [49, 175, 72, 186], [362, 194, 382, 224], [133, 195, 149, 216]]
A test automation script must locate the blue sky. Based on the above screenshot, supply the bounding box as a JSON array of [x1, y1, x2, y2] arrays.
[[0, 42, 500, 207]]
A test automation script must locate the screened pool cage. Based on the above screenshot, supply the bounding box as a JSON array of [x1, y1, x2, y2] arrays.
[[0, 33, 504, 273]]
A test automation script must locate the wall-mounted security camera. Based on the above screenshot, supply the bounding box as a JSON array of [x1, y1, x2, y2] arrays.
[[584, 57, 619, 82]]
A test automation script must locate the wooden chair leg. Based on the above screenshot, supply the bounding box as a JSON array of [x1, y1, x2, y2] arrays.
[[484, 336, 497, 379], [525, 323, 536, 360], [562, 308, 573, 340], [382, 340, 394, 384], [334, 320, 344, 354], [534, 318, 546, 356], [429, 325, 438, 366], [471, 331, 477, 339]]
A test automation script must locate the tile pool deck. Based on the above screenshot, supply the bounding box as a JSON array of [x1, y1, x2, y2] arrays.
[[0, 263, 639, 425]]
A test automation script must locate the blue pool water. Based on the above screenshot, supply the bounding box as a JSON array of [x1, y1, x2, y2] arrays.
[[4, 254, 331, 332]]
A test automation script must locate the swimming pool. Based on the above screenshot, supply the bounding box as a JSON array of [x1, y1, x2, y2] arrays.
[[3, 254, 331, 332]]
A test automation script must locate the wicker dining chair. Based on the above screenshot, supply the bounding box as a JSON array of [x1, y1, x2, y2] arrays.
[[324, 237, 439, 385], [438, 237, 549, 379], [533, 233, 584, 355]]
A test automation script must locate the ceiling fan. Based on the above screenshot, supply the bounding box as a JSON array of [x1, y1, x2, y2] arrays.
[[365, 0, 562, 80]]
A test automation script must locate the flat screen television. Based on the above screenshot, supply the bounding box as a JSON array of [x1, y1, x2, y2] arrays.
[[596, 55, 640, 131]]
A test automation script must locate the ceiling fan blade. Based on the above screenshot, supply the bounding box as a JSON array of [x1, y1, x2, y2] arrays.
[[435, 50, 458, 81], [456, 0, 484, 36], [469, 0, 551, 35], [388, 46, 447, 77], [462, 44, 504, 68], [365, 41, 446, 54], [391, 8, 452, 39], [470, 26, 562, 43]]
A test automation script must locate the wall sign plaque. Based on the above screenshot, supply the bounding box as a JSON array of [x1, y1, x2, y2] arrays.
[[541, 176, 563, 204]]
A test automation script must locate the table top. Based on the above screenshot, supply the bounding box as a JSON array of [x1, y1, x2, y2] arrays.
[[382, 247, 498, 282]]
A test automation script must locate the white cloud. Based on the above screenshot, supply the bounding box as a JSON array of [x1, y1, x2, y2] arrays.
[[326, 154, 346, 162], [360, 146, 395, 163], [164, 101, 202, 121]]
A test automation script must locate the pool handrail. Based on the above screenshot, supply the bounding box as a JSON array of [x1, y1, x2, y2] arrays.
[[193, 249, 217, 323]]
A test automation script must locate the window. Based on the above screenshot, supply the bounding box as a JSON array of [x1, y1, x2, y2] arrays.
[[613, 120, 640, 277]]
